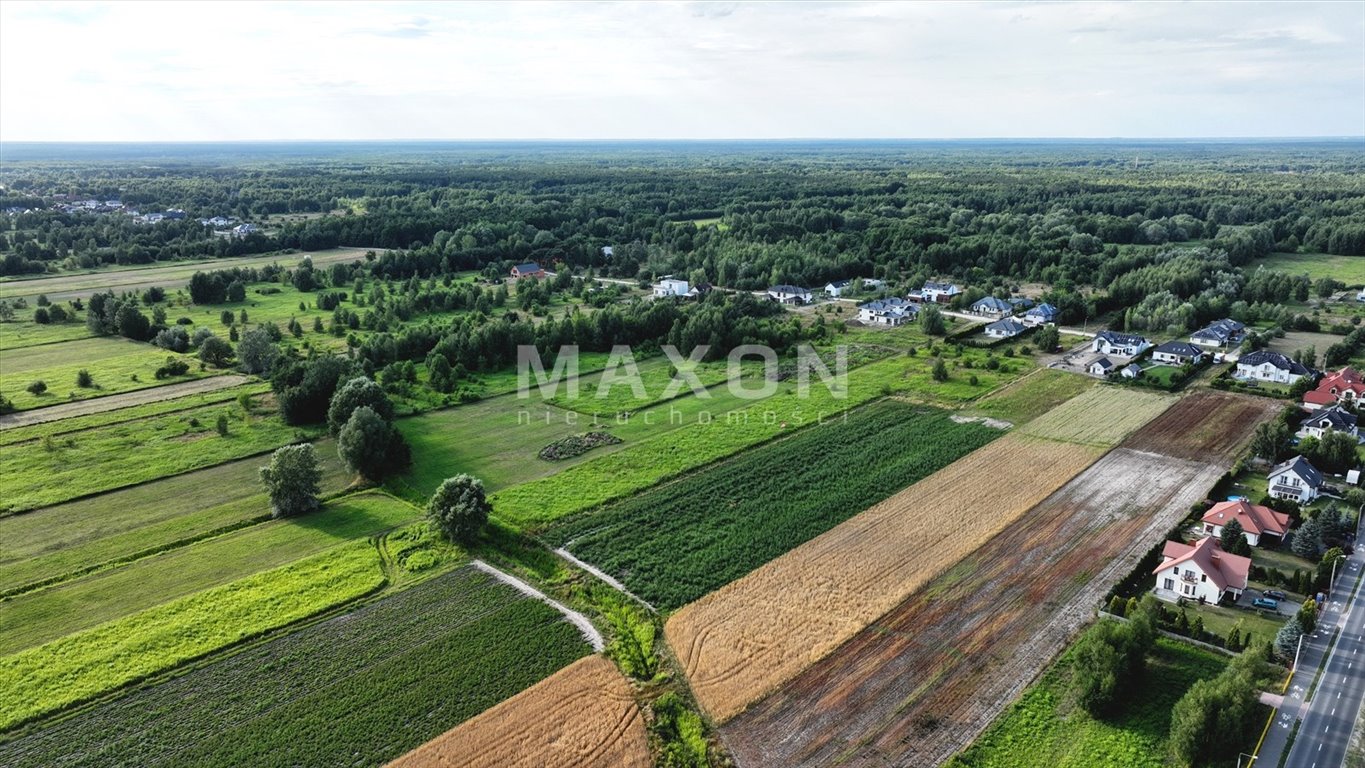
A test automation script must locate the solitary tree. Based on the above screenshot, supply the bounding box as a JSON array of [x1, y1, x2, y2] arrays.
[[1274, 616, 1305, 661], [259, 443, 322, 518], [1292, 517, 1322, 560], [920, 305, 947, 336], [931, 357, 949, 382], [75, 369, 94, 388], [1035, 324, 1060, 352], [236, 327, 279, 375], [327, 376, 394, 435], [1249, 420, 1290, 463], [427, 474, 491, 545], [337, 406, 409, 481], [199, 335, 233, 367]]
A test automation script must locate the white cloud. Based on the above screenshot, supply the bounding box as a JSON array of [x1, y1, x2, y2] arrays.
[[1, 0, 1361, 141]]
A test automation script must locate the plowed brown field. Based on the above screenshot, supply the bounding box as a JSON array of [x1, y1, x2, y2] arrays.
[[665, 434, 1104, 723], [1122, 389, 1282, 461], [385, 655, 650, 768]]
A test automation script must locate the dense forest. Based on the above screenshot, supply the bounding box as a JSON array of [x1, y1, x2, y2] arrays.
[[2, 142, 1364, 330]]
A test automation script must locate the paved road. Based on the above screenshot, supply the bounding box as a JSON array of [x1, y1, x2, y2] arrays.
[[1260, 540, 1365, 768]]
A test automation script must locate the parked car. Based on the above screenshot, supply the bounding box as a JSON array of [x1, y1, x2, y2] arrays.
[[1252, 597, 1280, 610], [1263, 590, 1288, 601]]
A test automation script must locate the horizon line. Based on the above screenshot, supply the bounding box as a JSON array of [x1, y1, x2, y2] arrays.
[[2, 136, 1363, 145]]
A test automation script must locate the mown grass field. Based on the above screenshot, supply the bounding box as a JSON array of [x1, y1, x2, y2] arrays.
[[0, 538, 386, 731], [549, 400, 1001, 609], [0, 492, 416, 655], [0, 336, 209, 411], [963, 368, 1095, 424], [1017, 386, 1175, 447], [0, 567, 589, 767], [946, 638, 1231, 768], [0, 316, 92, 349], [1254, 251, 1365, 285], [492, 350, 1029, 529], [0, 441, 347, 596], [0, 398, 318, 513]]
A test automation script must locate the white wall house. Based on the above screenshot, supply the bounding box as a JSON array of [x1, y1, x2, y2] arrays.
[[1022, 303, 1059, 327], [970, 296, 1013, 317], [1092, 331, 1151, 358], [1235, 350, 1311, 385], [984, 317, 1026, 339], [1151, 341, 1204, 366], [825, 280, 852, 298], [857, 298, 917, 326], [1268, 455, 1324, 504], [1152, 537, 1251, 604], [1304, 367, 1365, 410], [767, 285, 813, 305], [1088, 357, 1115, 376], [1297, 405, 1359, 441], [1190, 318, 1246, 348], [919, 281, 962, 304], [653, 278, 690, 298], [1200, 500, 1291, 547]]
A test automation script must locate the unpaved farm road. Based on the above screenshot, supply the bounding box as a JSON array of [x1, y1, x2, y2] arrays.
[[0, 375, 249, 430]]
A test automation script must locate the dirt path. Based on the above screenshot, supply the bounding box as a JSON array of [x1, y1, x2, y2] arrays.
[[0, 374, 250, 430], [471, 560, 605, 652], [555, 546, 657, 612]]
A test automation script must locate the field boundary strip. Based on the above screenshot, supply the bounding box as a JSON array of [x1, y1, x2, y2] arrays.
[[471, 560, 605, 652]]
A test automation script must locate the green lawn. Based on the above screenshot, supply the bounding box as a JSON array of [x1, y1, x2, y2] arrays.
[[0, 491, 416, 656], [0, 336, 212, 411], [0, 316, 92, 350], [0, 398, 321, 513], [1254, 252, 1365, 285], [1182, 602, 1285, 649], [1251, 547, 1316, 575], [0, 440, 348, 596], [949, 637, 1238, 768], [0, 536, 386, 731], [1142, 364, 1184, 387]]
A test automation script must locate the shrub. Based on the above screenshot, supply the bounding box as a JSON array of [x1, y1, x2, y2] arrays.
[[26, 380, 47, 396], [75, 369, 93, 388], [155, 357, 191, 379]]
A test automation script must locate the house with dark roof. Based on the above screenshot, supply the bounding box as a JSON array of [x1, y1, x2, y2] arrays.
[[1235, 350, 1312, 385], [1304, 367, 1365, 410], [1297, 405, 1359, 441], [1152, 537, 1251, 604], [1121, 363, 1143, 379], [1088, 357, 1115, 376], [1200, 500, 1291, 547], [1152, 341, 1205, 367], [1268, 455, 1324, 504], [915, 281, 961, 304], [767, 285, 813, 305], [857, 298, 917, 326], [1022, 303, 1058, 327], [970, 296, 1013, 318], [824, 279, 853, 298], [984, 316, 1026, 339], [1190, 318, 1246, 348], [511, 262, 546, 279], [1092, 331, 1151, 358]]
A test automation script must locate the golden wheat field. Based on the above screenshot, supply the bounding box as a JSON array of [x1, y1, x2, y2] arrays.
[[384, 656, 650, 768], [664, 433, 1104, 723], [1017, 386, 1175, 446]]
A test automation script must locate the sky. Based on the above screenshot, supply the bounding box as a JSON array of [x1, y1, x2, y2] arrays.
[[1, 0, 1362, 141]]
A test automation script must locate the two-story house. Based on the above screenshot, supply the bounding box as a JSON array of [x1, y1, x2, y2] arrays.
[[1092, 331, 1152, 358], [1297, 405, 1359, 441], [1152, 537, 1251, 605], [1235, 350, 1312, 385], [1200, 499, 1291, 547], [1267, 455, 1324, 504], [1304, 367, 1365, 410]]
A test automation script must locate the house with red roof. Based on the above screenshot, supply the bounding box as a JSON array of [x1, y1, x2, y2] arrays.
[[1304, 367, 1365, 410], [1152, 537, 1251, 605], [1200, 499, 1291, 547]]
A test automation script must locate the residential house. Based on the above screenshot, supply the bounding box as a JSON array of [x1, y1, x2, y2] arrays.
[[1268, 455, 1324, 504], [984, 317, 1026, 339], [1151, 341, 1205, 367], [163, 209, 187, 220], [1304, 367, 1365, 410], [511, 262, 546, 279], [1092, 331, 1152, 358], [1008, 297, 1035, 311], [970, 296, 1013, 318], [1190, 319, 1247, 348], [768, 285, 813, 305], [1023, 303, 1059, 327], [601, 246, 614, 258], [231, 223, 260, 237], [1297, 405, 1359, 441], [862, 278, 885, 290], [653, 278, 690, 298], [687, 283, 712, 299], [1200, 499, 1291, 547], [917, 281, 962, 304], [1152, 537, 1251, 604], [825, 279, 853, 298], [857, 298, 917, 326], [1121, 364, 1143, 379], [1088, 357, 1115, 376], [1235, 350, 1312, 385]]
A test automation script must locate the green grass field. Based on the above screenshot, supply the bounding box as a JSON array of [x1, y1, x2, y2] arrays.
[[549, 400, 1001, 609], [1254, 252, 1365, 285], [0, 537, 386, 731], [1181, 602, 1284, 649], [0, 336, 211, 411], [0, 316, 92, 350], [0, 440, 347, 596], [0, 492, 416, 656], [0, 398, 320, 513], [964, 368, 1095, 424], [948, 637, 1233, 768]]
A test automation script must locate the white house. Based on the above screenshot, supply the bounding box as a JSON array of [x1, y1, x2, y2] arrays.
[[1121, 363, 1143, 379], [1235, 350, 1312, 385], [918, 281, 962, 304], [768, 285, 813, 305], [1089, 357, 1115, 376], [1092, 331, 1152, 358], [653, 278, 690, 298], [1190, 319, 1247, 348], [231, 223, 260, 237], [825, 280, 853, 298], [984, 317, 1026, 339], [1151, 341, 1205, 367], [1268, 455, 1324, 504], [1303, 367, 1365, 410], [857, 298, 917, 326], [1297, 405, 1359, 441], [970, 296, 1013, 318], [1023, 303, 1059, 327], [1152, 537, 1251, 604], [601, 246, 614, 258], [1200, 499, 1291, 547]]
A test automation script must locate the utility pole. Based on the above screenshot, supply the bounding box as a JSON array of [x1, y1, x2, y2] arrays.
[[1293, 632, 1305, 673]]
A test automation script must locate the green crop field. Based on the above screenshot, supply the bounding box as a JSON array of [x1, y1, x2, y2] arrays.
[[492, 350, 1029, 529], [0, 492, 416, 655], [0, 316, 92, 350], [948, 637, 1231, 768], [0, 441, 347, 596], [0, 567, 588, 767], [964, 368, 1095, 424], [0, 336, 211, 411], [549, 400, 1001, 609], [1254, 251, 1365, 285], [0, 537, 386, 731], [0, 398, 320, 513]]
